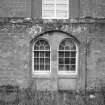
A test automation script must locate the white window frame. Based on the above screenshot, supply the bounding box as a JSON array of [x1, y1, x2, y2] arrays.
[[42, 0, 69, 19], [32, 37, 79, 76], [57, 38, 79, 75], [32, 39, 51, 75]]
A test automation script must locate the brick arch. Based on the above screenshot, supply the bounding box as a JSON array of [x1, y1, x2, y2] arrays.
[[30, 30, 80, 46]]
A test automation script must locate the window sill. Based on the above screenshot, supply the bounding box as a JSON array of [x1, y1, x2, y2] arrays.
[[32, 72, 51, 78], [58, 72, 79, 79]]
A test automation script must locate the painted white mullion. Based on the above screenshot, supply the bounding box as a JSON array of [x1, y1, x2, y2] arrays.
[[75, 45, 79, 75], [44, 51, 45, 70], [39, 52, 40, 71]]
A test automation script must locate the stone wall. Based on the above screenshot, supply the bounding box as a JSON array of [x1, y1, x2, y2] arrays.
[[80, 0, 105, 17], [0, 18, 105, 91], [0, 0, 31, 17], [0, 24, 31, 88]]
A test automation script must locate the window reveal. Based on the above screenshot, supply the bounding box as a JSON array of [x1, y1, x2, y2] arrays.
[[33, 39, 50, 71]]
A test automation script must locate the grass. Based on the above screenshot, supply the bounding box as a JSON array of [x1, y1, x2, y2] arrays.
[[0, 85, 104, 105]]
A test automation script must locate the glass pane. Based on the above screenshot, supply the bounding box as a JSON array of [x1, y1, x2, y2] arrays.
[[43, 4, 55, 10], [45, 52, 50, 57], [34, 40, 50, 50], [42, 10, 55, 18], [65, 40, 71, 46], [59, 65, 64, 71], [34, 52, 39, 57], [65, 52, 70, 57], [40, 65, 44, 70], [56, 0, 68, 4], [34, 58, 39, 64], [71, 65, 75, 71], [45, 65, 50, 70], [59, 39, 76, 50], [65, 58, 69, 64], [45, 45, 50, 50], [34, 46, 39, 50], [71, 52, 76, 57], [40, 52, 44, 57], [71, 45, 76, 50], [36, 40, 40, 46], [65, 65, 70, 71], [59, 52, 64, 57], [59, 58, 64, 64], [34, 65, 39, 70], [43, 0, 55, 4], [65, 46, 71, 50], [40, 58, 44, 64], [40, 45, 45, 50], [56, 11, 68, 19], [43, 41, 50, 50], [59, 45, 64, 50], [56, 5, 68, 11], [71, 58, 75, 64], [60, 41, 65, 46], [45, 58, 50, 64]]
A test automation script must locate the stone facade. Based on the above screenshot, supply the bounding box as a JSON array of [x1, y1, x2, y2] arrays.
[[0, 18, 105, 92], [0, 0, 105, 94]]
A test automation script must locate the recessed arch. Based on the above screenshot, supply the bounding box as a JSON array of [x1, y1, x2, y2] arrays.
[[31, 30, 80, 76], [30, 30, 80, 47]]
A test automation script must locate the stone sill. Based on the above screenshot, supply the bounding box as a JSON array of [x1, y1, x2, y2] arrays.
[[32, 73, 79, 79]]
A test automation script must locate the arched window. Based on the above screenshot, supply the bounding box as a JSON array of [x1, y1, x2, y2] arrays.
[[32, 39, 50, 73], [58, 38, 78, 74]]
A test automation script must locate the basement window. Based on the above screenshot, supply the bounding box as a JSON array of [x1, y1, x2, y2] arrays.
[[32, 39, 50, 74], [58, 38, 78, 75], [42, 0, 69, 19]]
